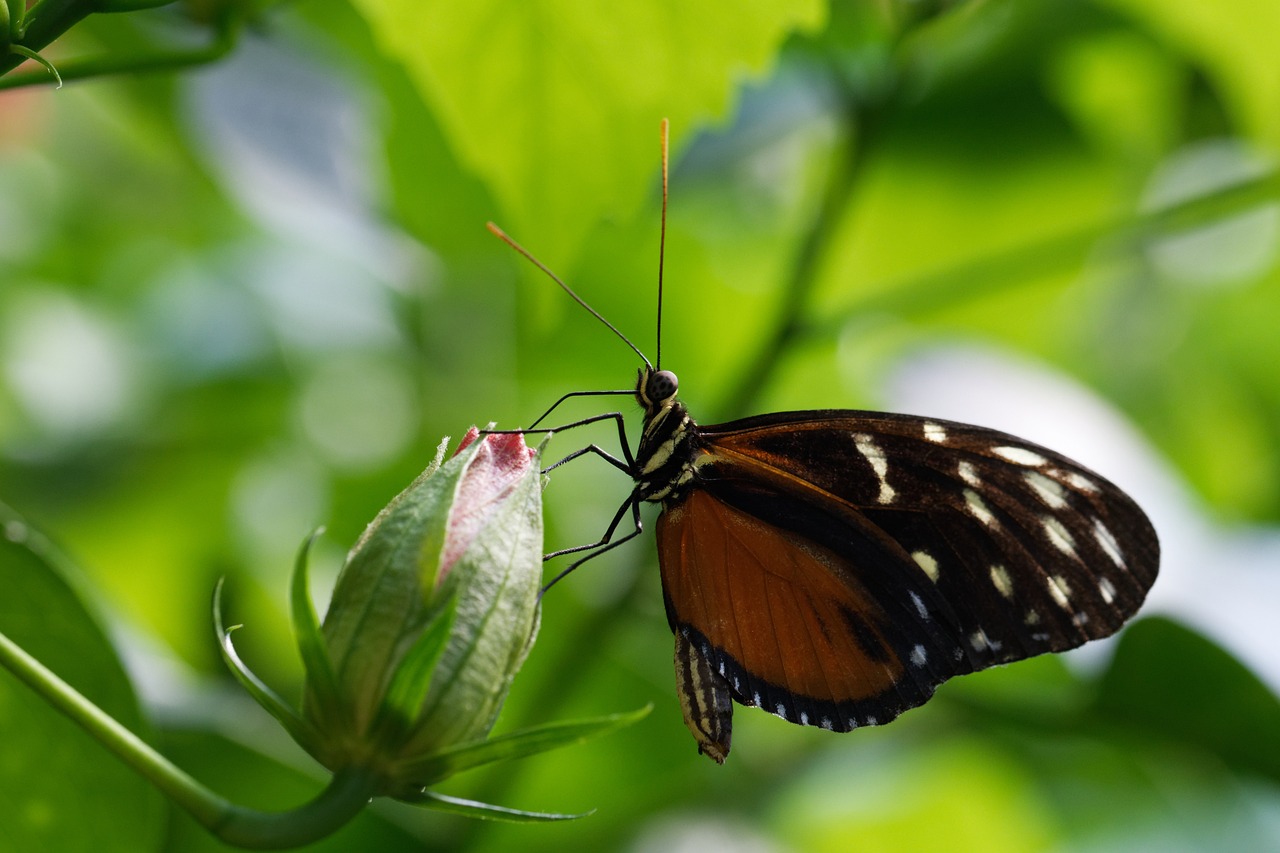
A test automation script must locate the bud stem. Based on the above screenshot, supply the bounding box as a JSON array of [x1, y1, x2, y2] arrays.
[[0, 628, 380, 849]]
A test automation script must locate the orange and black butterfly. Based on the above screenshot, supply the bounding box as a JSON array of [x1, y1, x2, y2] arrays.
[[488, 121, 1159, 763]]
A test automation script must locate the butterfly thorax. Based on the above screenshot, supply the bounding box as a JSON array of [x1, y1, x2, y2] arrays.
[[634, 367, 704, 505]]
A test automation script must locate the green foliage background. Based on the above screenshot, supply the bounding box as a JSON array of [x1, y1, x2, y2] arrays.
[[2, 0, 1279, 850]]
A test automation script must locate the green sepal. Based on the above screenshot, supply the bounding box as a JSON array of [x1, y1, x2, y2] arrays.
[[2, 0, 21, 41], [373, 595, 457, 740], [401, 705, 651, 785], [290, 529, 341, 732], [212, 578, 319, 755], [8, 45, 62, 88], [399, 789, 592, 823], [401, 440, 543, 753], [316, 438, 477, 736]]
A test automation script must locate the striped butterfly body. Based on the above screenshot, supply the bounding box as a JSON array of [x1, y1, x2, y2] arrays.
[[633, 368, 1158, 762], [491, 121, 1159, 764]]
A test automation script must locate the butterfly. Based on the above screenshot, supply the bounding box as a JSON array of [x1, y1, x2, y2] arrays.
[[487, 120, 1159, 763]]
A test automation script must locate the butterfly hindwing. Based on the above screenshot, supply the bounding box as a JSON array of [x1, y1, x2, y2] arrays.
[[658, 410, 1159, 758]]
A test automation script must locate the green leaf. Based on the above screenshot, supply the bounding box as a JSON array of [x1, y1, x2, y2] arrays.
[[771, 737, 1058, 853], [212, 578, 321, 756], [401, 705, 651, 785], [1100, 0, 1280, 148], [0, 506, 165, 853], [1092, 616, 1280, 783], [290, 528, 340, 728], [401, 789, 592, 823], [351, 0, 827, 263]]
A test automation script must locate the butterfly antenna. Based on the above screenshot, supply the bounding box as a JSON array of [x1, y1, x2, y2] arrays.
[[487, 222, 652, 369], [656, 117, 669, 371]]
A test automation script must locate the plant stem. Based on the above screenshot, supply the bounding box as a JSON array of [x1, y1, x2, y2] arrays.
[[6, 0, 94, 57], [0, 20, 236, 89], [0, 0, 227, 87], [0, 629, 379, 849]]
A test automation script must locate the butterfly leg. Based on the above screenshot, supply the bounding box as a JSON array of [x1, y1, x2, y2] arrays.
[[541, 495, 643, 592], [485, 411, 637, 470], [525, 389, 634, 430], [542, 444, 631, 476]]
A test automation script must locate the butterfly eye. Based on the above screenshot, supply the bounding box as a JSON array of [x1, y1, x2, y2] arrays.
[[648, 370, 679, 403]]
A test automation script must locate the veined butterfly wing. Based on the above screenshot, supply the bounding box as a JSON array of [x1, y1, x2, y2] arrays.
[[656, 408, 1159, 762]]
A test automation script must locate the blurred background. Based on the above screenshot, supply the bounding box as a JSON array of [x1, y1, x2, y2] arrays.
[[2, 0, 1279, 850]]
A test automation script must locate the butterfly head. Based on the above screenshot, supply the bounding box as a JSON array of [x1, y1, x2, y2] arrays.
[[636, 367, 679, 415]]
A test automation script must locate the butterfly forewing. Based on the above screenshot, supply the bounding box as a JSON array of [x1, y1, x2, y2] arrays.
[[659, 409, 1158, 752]]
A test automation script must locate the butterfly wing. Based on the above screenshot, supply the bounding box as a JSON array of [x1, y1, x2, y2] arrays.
[[657, 410, 1159, 760]]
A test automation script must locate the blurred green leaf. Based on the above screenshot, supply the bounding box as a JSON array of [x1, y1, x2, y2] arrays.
[[0, 509, 166, 853], [771, 738, 1058, 853], [1093, 616, 1280, 783], [1100, 0, 1280, 147], [350, 0, 826, 263]]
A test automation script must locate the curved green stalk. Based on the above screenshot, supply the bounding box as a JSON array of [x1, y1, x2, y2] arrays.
[[0, 629, 378, 850], [8, 44, 61, 86]]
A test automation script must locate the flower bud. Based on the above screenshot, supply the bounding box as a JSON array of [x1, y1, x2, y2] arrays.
[[302, 427, 542, 794]]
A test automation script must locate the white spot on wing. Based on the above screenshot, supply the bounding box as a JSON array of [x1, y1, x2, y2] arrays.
[[1094, 518, 1125, 568], [854, 433, 895, 504], [958, 460, 982, 487], [989, 564, 1014, 599], [1099, 576, 1117, 604], [821, 717, 834, 731], [911, 644, 928, 667], [994, 445, 1048, 466], [912, 551, 940, 582], [1043, 516, 1076, 555], [973, 630, 1003, 653], [964, 489, 997, 526], [924, 422, 948, 443], [1025, 470, 1068, 509], [1048, 575, 1072, 609], [1024, 609, 1041, 626], [776, 703, 787, 719], [800, 711, 809, 726], [1061, 469, 1099, 493], [910, 590, 929, 620]]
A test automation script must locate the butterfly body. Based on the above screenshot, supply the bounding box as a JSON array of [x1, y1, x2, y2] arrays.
[[629, 367, 1159, 763]]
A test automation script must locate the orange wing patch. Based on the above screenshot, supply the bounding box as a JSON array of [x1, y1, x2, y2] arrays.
[[658, 489, 908, 715]]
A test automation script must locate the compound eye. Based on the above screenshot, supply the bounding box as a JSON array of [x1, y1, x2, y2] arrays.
[[648, 369, 679, 402]]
